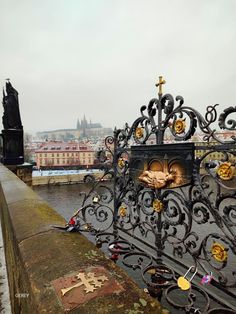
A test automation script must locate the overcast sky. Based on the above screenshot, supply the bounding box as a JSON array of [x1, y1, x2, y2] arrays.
[[1, 0, 236, 133]]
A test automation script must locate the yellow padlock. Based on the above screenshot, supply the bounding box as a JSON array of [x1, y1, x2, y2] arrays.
[[177, 266, 198, 291]]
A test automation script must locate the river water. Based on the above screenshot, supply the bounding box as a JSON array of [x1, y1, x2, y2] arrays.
[[33, 182, 236, 313]]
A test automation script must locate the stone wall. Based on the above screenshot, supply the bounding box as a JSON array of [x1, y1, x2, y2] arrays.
[[0, 164, 163, 313], [32, 172, 103, 186]]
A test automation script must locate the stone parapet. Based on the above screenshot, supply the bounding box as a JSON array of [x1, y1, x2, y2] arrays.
[[0, 164, 163, 313]]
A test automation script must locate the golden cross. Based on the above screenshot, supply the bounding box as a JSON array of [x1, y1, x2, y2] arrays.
[[155, 76, 166, 96], [61, 272, 108, 296]]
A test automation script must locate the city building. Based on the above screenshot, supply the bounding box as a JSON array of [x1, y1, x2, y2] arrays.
[[35, 141, 95, 169]]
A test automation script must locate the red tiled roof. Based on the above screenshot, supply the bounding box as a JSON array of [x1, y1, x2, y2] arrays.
[[35, 141, 93, 152]]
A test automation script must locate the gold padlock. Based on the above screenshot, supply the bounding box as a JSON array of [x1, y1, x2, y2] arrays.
[[177, 266, 198, 291]]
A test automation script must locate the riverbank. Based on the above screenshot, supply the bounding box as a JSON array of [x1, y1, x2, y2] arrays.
[[32, 169, 104, 186]]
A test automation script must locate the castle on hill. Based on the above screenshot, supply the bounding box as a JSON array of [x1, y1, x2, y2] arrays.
[[76, 115, 102, 130], [37, 115, 112, 141]]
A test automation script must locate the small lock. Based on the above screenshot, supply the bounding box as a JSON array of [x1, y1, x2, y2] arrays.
[[177, 266, 198, 290], [201, 272, 213, 285]]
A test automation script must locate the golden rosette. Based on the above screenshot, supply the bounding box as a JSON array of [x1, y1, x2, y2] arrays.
[[135, 127, 144, 139], [174, 119, 186, 134], [152, 199, 164, 213], [211, 242, 228, 262], [118, 158, 125, 169], [119, 206, 127, 217], [217, 162, 235, 181]]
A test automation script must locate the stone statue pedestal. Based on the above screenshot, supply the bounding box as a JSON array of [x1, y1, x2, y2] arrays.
[[1, 129, 24, 165]]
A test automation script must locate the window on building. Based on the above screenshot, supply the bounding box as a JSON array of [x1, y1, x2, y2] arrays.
[[57, 159, 60, 164]]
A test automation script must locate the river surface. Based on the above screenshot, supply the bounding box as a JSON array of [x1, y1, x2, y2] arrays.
[[33, 182, 236, 313]]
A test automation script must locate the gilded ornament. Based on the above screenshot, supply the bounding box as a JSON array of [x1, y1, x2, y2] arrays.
[[152, 199, 164, 212], [155, 75, 166, 96], [139, 170, 174, 189], [217, 162, 235, 181], [118, 158, 125, 169], [135, 127, 144, 139], [174, 119, 186, 134], [119, 206, 127, 217], [211, 243, 228, 262], [61, 272, 108, 296]]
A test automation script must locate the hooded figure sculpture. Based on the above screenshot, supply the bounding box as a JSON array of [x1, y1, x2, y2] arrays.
[[2, 81, 23, 130], [1, 81, 24, 165]]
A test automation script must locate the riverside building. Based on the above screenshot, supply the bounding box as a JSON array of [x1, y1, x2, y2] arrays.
[[35, 141, 95, 169]]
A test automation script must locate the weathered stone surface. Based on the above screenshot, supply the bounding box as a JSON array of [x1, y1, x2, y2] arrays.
[[0, 164, 163, 313], [52, 266, 125, 311]]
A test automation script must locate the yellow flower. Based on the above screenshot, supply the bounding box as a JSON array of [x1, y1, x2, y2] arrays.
[[217, 162, 235, 181], [153, 199, 163, 213], [174, 119, 186, 134], [211, 243, 228, 262], [119, 206, 127, 217], [135, 127, 144, 139], [118, 158, 125, 169]]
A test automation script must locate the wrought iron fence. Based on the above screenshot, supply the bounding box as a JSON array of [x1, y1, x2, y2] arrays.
[[70, 78, 236, 313]]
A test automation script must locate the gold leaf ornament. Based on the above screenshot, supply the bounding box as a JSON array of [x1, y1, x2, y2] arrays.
[[174, 119, 186, 134], [211, 242, 228, 262], [152, 199, 164, 213], [217, 162, 235, 181], [135, 127, 144, 139], [118, 158, 125, 169], [119, 206, 127, 217]]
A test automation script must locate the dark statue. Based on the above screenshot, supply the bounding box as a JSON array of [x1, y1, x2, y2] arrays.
[[1, 80, 24, 165], [2, 81, 23, 129]]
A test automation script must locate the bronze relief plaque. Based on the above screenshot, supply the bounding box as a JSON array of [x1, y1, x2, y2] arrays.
[[129, 143, 194, 189]]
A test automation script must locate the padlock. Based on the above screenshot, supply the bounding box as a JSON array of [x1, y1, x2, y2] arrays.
[[201, 272, 213, 285], [177, 266, 198, 290]]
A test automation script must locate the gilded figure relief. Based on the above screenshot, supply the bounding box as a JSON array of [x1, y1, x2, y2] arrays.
[[129, 143, 194, 190], [138, 160, 185, 189]]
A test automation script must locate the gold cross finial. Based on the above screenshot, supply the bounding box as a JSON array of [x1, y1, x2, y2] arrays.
[[155, 76, 166, 96]]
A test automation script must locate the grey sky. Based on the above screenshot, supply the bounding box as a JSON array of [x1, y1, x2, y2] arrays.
[[1, 0, 236, 133]]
